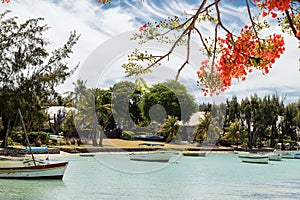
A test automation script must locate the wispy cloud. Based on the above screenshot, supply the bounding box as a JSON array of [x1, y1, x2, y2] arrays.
[[1, 0, 299, 103]]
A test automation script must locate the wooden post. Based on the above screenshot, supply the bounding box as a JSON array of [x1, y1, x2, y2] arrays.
[[18, 109, 36, 166]]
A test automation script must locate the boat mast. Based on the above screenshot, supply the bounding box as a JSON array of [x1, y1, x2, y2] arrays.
[[18, 109, 36, 166]]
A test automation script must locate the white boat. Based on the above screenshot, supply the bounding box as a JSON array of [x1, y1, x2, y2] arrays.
[[294, 152, 300, 159], [0, 155, 24, 161], [130, 151, 174, 162], [238, 154, 269, 164], [0, 109, 69, 179], [267, 153, 282, 161], [280, 151, 295, 159], [0, 161, 68, 179]]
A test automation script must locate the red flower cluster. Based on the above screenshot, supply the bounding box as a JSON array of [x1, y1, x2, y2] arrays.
[[139, 24, 147, 32], [197, 25, 285, 96], [1, 0, 10, 3], [253, 0, 290, 18], [218, 25, 285, 87]]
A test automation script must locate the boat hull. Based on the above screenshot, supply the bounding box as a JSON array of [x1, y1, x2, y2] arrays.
[[294, 153, 300, 159], [280, 151, 295, 159], [182, 151, 207, 157], [130, 152, 174, 162], [0, 162, 68, 179], [239, 155, 269, 164], [267, 153, 282, 161]]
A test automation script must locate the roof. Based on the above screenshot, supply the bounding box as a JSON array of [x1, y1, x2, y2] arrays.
[[179, 111, 205, 126]]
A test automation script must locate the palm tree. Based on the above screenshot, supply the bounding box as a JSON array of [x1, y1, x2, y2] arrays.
[[68, 79, 87, 105], [74, 89, 97, 145], [222, 120, 247, 148], [193, 113, 219, 145], [94, 89, 113, 146], [158, 115, 180, 143]]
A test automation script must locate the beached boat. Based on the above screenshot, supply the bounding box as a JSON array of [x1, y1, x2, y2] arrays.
[[182, 151, 207, 157], [238, 154, 269, 164], [134, 135, 165, 142], [0, 155, 24, 161], [267, 153, 282, 161], [130, 151, 174, 162]]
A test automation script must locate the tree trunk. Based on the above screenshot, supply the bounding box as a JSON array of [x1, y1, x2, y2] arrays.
[[99, 129, 104, 147], [247, 120, 252, 149], [252, 127, 257, 148], [0, 119, 10, 148], [270, 124, 276, 148], [91, 114, 98, 146]]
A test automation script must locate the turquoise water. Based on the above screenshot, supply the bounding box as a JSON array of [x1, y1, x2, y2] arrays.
[[1, 153, 300, 200]]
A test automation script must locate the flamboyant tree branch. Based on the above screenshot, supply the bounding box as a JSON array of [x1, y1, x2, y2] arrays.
[[285, 10, 300, 40]]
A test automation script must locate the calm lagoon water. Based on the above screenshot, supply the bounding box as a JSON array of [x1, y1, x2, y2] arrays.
[[1, 153, 300, 200]]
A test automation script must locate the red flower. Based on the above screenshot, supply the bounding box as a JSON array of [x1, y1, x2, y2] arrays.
[[139, 24, 147, 32]]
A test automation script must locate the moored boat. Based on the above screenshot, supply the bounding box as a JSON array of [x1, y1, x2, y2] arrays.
[[0, 161, 68, 179], [267, 153, 282, 161], [238, 154, 269, 164], [0, 109, 69, 179], [294, 152, 300, 159], [79, 153, 96, 157], [182, 151, 207, 157], [130, 151, 174, 162], [280, 151, 295, 159], [129, 142, 175, 162]]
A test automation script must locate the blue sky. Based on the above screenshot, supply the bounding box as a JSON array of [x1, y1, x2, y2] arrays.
[[1, 0, 299, 104]]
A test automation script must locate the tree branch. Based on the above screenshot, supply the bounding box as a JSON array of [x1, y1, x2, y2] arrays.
[[285, 10, 300, 40]]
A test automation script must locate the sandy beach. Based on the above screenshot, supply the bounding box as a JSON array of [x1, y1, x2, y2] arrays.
[[1, 138, 275, 157]]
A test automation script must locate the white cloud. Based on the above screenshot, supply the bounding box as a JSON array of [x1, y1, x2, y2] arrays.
[[1, 0, 299, 104]]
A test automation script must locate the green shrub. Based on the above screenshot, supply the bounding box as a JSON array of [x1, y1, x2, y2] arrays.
[[70, 137, 76, 145], [28, 132, 50, 145], [58, 140, 66, 145], [121, 130, 135, 140], [7, 137, 14, 146], [10, 131, 24, 143]]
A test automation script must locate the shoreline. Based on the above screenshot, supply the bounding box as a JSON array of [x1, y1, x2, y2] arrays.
[[0, 146, 236, 156], [0, 137, 276, 157]]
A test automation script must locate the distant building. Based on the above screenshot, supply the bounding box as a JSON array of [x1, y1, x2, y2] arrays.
[[46, 106, 78, 123], [179, 112, 205, 141]]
